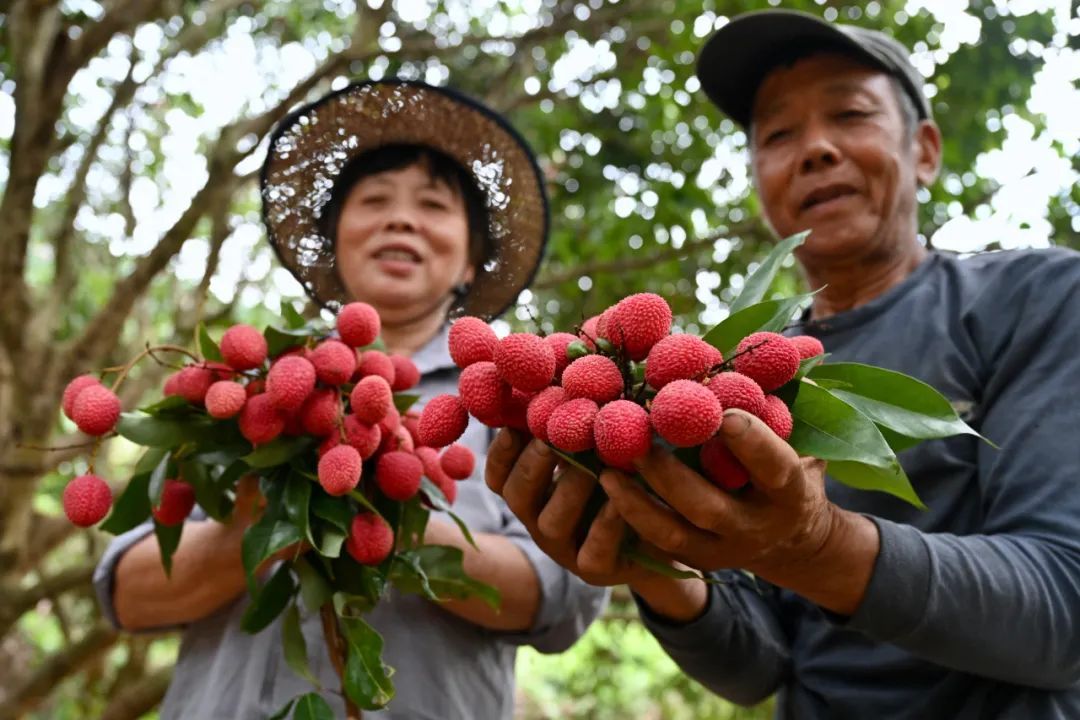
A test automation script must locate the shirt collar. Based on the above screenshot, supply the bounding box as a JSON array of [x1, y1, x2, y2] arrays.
[[412, 322, 459, 377]]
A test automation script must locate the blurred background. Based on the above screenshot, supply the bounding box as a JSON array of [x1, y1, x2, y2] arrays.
[[0, 0, 1077, 717]]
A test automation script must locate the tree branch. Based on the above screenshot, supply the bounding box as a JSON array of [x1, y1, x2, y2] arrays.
[[98, 666, 173, 720]]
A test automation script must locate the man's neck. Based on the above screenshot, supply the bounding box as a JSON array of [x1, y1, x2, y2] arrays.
[[802, 241, 928, 321]]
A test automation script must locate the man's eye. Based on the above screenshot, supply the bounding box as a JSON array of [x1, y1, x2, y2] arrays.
[[763, 129, 790, 145], [838, 109, 869, 120]]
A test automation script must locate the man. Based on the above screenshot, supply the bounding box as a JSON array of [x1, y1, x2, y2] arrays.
[[486, 10, 1080, 719]]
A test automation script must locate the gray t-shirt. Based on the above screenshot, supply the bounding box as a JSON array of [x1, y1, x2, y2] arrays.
[[94, 324, 609, 720], [639, 248, 1080, 719]]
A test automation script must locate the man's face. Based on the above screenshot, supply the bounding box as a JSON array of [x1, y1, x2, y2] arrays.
[[749, 52, 938, 262]]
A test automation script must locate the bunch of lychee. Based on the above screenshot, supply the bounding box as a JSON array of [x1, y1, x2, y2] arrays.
[[418, 294, 823, 491], [59, 302, 474, 567]]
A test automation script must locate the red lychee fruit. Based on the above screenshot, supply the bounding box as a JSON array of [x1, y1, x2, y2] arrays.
[[350, 375, 392, 425], [354, 349, 396, 386], [318, 434, 340, 458], [337, 302, 381, 348], [389, 354, 420, 391], [448, 316, 497, 369], [789, 335, 825, 360], [418, 394, 469, 448], [649, 379, 723, 447], [605, 293, 673, 360], [580, 315, 602, 350], [700, 437, 750, 491], [375, 450, 423, 501], [758, 395, 794, 440], [402, 411, 421, 447], [346, 512, 394, 565], [62, 474, 112, 527], [440, 443, 475, 480], [416, 446, 458, 506], [544, 332, 579, 380], [707, 372, 766, 416], [300, 387, 342, 437], [502, 389, 534, 432], [318, 444, 362, 496], [72, 385, 121, 436], [526, 386, 566, 443], [343, 414, 382, 459], [220, 324, 268, 371], [238, 393, 286, 446], [458, 361, 511, 422], [62, 375, 101, 420], [245, 379, 265, 397], [309, 340, 357, 386], [176, 365, 215, 405], [494, 333, 556, 392], [152, 479, 196, 526], [266, 355, 316, 411], [205, 380, 247, 419], [645, 334, 723, 389], [594, 400, 652, 471], [562, 355, 623, 404], [733, 332, 800, 392], [547, 398, 600, 453], [163, 372, 183, 397]]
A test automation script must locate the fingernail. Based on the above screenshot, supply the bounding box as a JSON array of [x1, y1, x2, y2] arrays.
[[721, 410, 751, 438]]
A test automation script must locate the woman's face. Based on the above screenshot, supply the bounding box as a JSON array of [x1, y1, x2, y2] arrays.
[[334, 163, 474, 324]]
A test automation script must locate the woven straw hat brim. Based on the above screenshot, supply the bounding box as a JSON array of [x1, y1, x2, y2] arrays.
[[260, 79, 549, 320]]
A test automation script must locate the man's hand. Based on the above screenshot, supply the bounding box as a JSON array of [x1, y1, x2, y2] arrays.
[[601, 408, 880, 616]]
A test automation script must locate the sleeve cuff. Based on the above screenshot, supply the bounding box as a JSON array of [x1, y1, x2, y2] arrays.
[[841, 515, 932, 641], [93, 521, 156, 630]]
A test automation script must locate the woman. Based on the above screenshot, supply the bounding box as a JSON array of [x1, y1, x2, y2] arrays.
[[94, 79, 608, 719]]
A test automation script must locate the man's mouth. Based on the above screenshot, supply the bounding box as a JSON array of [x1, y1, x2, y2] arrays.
[[800, 184, 858, 212]]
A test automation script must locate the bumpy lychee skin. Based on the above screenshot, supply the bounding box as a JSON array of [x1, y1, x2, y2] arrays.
[[546, 398, 600, 453], [205, 380, 247, 419], [502, 389, 533, 432], [544, 332, 579, 380], [282, 411, 305, 437], [300, 388, 342, 437], [379, 423, 415, 455], [163, 372, 183, 397], [389, 354, 420, 391], [376, 451, 424, 501], [72, 385, 122, 436], [337, 302, 381, 348], [448, 316, 497, 369], [309, 340, 357, 386], [494, 333, 556, 392], [415, 447, 458, 506], [220, 324, 268, 371], [245, 379, 265, 397], [350, 375, 392, 425], [346, 512, 394, 566], [594, 400, 653, 471], [700, 437, 750, 491], [318, 444, 363, 496], [458, 361, 511, 422], [176, 365, 214, 404], [402, 411, 421, 448], [758, 395, 794, 440], [579, 315, 602, 350], [649, 379, 723, 447], [62, 474, 112, 527], [526, 386, 566, 443], [355, 350, 396, 386], [645, 334, 722, 390], [238, 394, 286, 446], [267, 355, 317, 411], [440, 443, 475, 480], [562, 355, 623, 404], [789, 334, 825, 361], [152, 479, 196, 526], [343, 414, 382, 459], [733, 332, 801, 392], [418, 394, 469, 448], [707, 372, 766, 415], [63, 375, 101, 420], [606, 293, 673, 360]]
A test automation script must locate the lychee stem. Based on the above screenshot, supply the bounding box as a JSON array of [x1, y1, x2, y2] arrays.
[[319, 603, 362, 719], [108, 343, 201, 393], [715, 338, 770, 375]]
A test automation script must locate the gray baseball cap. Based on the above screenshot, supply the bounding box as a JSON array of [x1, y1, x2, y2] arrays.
[[696, 10, 932, 128]]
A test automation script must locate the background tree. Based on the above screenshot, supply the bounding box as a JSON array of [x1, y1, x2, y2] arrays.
[[0, 0, 1075, 717]]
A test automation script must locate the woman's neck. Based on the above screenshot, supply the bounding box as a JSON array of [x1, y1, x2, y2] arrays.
[[378, 303, 449, 356]]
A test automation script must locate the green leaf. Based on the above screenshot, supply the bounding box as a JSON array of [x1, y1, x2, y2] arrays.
[[281, 298, 307, 329], [154, 520, 183, 576], [178, 459, 231, 522], [265, 326, 311, 357], [148, 452, 171, 507], [197, 322, 223, 362], [241, 562, 296, 633], [340, 615, 395, 710], [138, 395, 194, 416], [418, 478, 474, 548], [295, 557, 333, 612], [291, 692, 335, 720], [828, 460, 926, 510], [544, 445, 599, 479], [241, 512, 303, 594], [392, 393, 421, 413], [398, 496, 430, 550], [267, 698, 297, 720], [702, 293, 815, 359], [282, 604, 320, 687], [624, 545, 706, 581], [312, 491, 352, 531], [390, 551, 439, 601], [729, 231, 809, 313], [314, 523, 346, 558], [284, 473, 314, 546], [115, 414, 190, 448], [347, 489, 381, 516], [100, 466, 153, 534], [808, 363, 983, 441], [395, 544, 501, 609], [330, 556, 386, 605], [242, 436, 313, 468]]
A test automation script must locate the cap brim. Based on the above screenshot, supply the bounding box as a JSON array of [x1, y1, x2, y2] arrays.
[[260, 80, 549, 320], [697, 10, 885, 128]]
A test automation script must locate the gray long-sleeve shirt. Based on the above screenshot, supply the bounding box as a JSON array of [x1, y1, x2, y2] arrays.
[[94, 324, 609, 720], [639, 247, 1080, 719]]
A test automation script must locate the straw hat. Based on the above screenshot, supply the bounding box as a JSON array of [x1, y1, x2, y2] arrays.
[[260, 79, 549, 320]]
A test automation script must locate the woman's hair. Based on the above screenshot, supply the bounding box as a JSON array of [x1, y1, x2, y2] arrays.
[[318, 143, 493, 271]]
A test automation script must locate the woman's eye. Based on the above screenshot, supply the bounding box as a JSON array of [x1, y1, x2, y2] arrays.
[[421, 198, 449, 210]]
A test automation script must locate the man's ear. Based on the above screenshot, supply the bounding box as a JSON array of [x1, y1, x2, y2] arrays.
[[914, 119, 943, 187]]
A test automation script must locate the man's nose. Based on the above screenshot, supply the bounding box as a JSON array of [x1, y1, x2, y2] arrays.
[[797, 122, 841, 174]]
